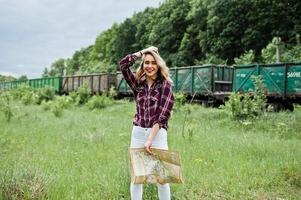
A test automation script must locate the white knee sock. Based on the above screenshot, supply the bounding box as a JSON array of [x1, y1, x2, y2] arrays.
[[157, 183, 171, 200], [130, 182, 143, 200]]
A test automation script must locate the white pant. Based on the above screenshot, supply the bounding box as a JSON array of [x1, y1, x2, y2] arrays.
[[130, 126, 171, 200]]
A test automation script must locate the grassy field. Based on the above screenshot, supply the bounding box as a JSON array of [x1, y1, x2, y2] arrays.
[[0, 100, 301, 199]]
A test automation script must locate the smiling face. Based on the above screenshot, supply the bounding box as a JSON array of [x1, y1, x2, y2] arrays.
[[143, 54, 159, 80]]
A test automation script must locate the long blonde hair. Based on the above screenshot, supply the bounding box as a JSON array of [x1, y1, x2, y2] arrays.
[[135, 51, 173, 83]]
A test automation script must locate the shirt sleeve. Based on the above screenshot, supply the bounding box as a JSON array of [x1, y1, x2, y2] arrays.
[[155, 80, 175, 129], [118, 54, 139, 96]]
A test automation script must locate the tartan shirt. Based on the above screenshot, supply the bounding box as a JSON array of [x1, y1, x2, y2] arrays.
[[119, 54, 174, 130]]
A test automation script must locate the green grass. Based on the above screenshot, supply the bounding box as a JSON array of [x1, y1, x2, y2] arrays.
[[0, 101, 301, 199]]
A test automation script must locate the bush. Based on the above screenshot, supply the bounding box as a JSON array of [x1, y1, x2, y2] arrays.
[[68, 91, 77, 103], [50, 101, 64, 117], [225, 76, 267, 120], [109, 86, 117, 100], [21, 91, 35, 105], [10, 84, 32, 101], [86, 94, 111, 110], [35, 86, 55, 105], [56, 95, 73, 109], [76, 84, 90, 105], [234, 50, 255, 65], [174, 93, 186, 111], [0, 92, 13, 122], [41, 100, 52, 111]]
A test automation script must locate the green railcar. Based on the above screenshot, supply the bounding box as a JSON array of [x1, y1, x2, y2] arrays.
[[116, 72, 132, 96], [0, 77, 62, 93], [233, 62, 301, 110], [29, 77, 62, 93], [170, 65, 232, 100], [0, 80, 29, 90]]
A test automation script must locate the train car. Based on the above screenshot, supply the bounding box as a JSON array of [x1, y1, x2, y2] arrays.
[[61, 74, 116, 94], [29, 77, 62, 93], [170, 65, 233, 105], [233, 62, 301, 111], [0, 79, 29, 90], [0, 77, 62, 93], [116, 72, 133, 97]]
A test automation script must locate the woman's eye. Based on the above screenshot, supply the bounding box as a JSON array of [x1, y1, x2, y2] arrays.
[[144, 61, 157, 65]]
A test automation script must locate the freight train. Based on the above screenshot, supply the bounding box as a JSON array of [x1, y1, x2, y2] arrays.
[[1, 62, 301, 111]]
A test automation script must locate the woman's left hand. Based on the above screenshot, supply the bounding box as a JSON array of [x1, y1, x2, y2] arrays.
[[144, 139, 153, 154]]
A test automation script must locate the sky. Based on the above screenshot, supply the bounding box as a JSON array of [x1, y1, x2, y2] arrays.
[[0, 0, 163, 78]]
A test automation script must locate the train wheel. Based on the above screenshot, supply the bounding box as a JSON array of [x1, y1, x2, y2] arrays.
[[283, 102, 294, 112]]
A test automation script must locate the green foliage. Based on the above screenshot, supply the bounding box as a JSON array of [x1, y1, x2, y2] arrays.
[[68, 91, 78, 103], [252, 75, 267, 112], [108, 86, 117, 100], [86, 94, 111, 110], [0, 92, 13, 122], [226, 76, 267, 120], [35, 86, 55, 105], [18, 75, 28, 81], [21, 91, 35, 105], [51, 101, 64, 117], [196, 53, 227, 65], [148, 0, 191, 67], [9, 85, 36, 106], [282, 44, 301, 62], [0, 75, 16, 83], [174, 92, 186, 111], [261, 37, 284, 63], [10, 84, 32, 101], [40, 96, 72, 116], [41, 100, 52, 111], [234, 50, 255, 65], [56, 95, 73, 109], [75, 84, 91, 105]]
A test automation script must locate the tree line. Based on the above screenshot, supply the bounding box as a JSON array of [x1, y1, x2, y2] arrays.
[[33, 0, 301, 77]]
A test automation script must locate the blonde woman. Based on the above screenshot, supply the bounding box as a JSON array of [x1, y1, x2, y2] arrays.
[[119, 46, 174, 200]]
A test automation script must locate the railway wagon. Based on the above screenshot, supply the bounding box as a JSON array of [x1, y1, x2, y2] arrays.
[[29, 77, 62, 93], [116, 65, 233, 105], [0, 77, 62, 93], [169, 65, 233, 105], [233, 62, 301, 111], [61, 74, 116, 94], [116, 72, 132, 96], [0, 79, 28, 90]]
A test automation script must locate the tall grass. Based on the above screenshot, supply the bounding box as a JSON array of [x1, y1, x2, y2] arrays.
[[0, 101, 300, 199]]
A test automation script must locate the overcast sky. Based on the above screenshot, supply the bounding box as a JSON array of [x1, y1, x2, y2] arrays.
[[0, 0, 163, 78]]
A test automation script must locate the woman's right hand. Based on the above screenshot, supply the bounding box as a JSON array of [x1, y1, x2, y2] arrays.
[[141, 46, 158, 54], [133, 46, 158, 58]]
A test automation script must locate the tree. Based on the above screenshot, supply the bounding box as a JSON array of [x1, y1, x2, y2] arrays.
[[42, 67, 49, 78], [0, 75, 16, 82], [18, 75, 28, 81], [113, 18, 137, 64], [49, 58, 66, 76]]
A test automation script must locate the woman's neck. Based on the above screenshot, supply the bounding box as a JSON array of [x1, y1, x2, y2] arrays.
[[146, 75, 156, 89]]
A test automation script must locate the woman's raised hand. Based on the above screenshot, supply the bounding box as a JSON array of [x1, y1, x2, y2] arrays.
[[141, 46, 158, 54], [133, 46, 158, 58]]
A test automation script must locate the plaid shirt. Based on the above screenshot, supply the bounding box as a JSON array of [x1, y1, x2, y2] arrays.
[[119, 54, 174, 130]]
